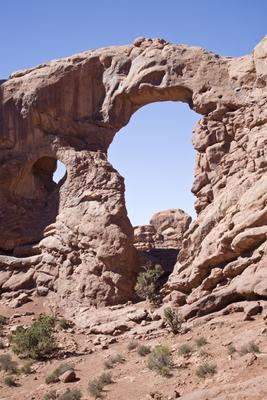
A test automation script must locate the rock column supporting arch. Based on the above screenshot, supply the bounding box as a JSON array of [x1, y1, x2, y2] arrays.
[[0, 37, 266, 313]]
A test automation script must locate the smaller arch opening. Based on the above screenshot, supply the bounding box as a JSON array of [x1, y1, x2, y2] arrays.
[[32, 157, 57, 194], [53, 160, 67, 184]]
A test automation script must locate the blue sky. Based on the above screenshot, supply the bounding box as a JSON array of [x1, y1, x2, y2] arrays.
[[1, 1, 266, 225]]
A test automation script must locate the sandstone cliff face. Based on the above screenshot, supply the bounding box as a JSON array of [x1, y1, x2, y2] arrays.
[[0, 36, 266, 313]]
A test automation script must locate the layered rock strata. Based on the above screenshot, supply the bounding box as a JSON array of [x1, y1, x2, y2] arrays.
[[0, 36, 266, 314]]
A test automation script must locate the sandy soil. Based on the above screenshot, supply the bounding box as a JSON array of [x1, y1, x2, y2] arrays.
[[0, 299, 266, 400]]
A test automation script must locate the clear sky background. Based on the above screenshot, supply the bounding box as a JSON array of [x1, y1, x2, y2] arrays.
[[1, 1, 266, 225]]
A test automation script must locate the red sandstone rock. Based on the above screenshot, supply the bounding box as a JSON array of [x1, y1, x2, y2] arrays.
[[0, 36, 266, 313]]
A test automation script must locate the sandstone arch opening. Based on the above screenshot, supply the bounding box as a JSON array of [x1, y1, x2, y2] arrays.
[[109, 101, 199, 279], [0, 156, 67, 257], [53, 160, 67, 184]]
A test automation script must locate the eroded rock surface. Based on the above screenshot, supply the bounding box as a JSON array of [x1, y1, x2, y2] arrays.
[[134, 209, 191, 276], [134, 209, 192, 251], [0, 36, 266, 312]]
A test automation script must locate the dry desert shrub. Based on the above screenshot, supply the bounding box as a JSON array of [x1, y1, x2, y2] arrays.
[[0, 353, 18, 373], [195, 336, 208, 348], [58, 388, 82, 400], [137, 344, 151, 357], [239, 341, 260, 355], [4, 375, 17, 387], [104, 353, 124, 369], [127, 340, 139, 351], [178, 343, 194, 356], [196, 362, 217, 378], [88, 372, 112, 398], [148, 345, 172, 377], [163, 307, 183, 334]]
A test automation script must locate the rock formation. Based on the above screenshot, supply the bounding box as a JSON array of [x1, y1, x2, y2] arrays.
[[134, 209, 191, 276], [134, 209, 192, 251], [0, 36, 266, 315]]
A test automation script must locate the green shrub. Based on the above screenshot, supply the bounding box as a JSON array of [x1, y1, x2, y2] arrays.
[[227, 344, 237, 355], [0, 353, 18, 373], [127, 340, 138, 351], [240, 341, 260, 355], [4, 375, 17, 387], [58, 388, 82, 400], [88, 378, 104, 398], [178, 343, 194, 356], [135, 265, 163, 302], [196, 362, 217, 378], [11, 314, 55, 360], [46, 362, 74, 384], [43, 390, 57, 400], [147, 345, 172, 377], [137, 344, 151, 357], [195, 336, 208, 348], [163, 307, 183, 334]]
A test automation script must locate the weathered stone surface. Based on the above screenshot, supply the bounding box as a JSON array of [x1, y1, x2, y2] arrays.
[[134, 209, 191, 251], [59, 370, 77, 383], [0, 36, 266, 313]]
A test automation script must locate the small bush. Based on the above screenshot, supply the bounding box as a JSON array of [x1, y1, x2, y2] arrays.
[[227, 344, 237, 355], [137, 344, 151, 357], [195, 336, 208, 348], [112, 353, 124, 364], [163, 307, 183, 334], [11, 314, 55, 360], [88, 371, 113, 399], [46, 362, 74, 384], [135, 264, 163, 302], [127, 340, 138, 351], [88, 378, 104, 399], [104, 353, 124, 369], [0, 353, 18, 373], [98, 371, 113, 386], [103, 358, 114, 369], [58, 388, 82, 400], [43, 390, 57, 400], [178, 343, 194, 356], [148, 345, 172, 377], [0, 340, 5, 349], [4, 375, 17, 387], [20, 360, 33, 374], [196, 362, 217, 378], [240, 341, 260, 356]]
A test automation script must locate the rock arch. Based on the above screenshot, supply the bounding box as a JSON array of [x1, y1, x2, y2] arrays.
[[0, 37, 266, 314]]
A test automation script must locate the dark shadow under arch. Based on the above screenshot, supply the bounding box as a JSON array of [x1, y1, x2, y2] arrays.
[[0, 156, 67, 256]]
